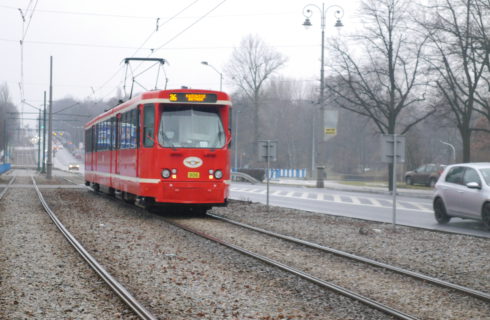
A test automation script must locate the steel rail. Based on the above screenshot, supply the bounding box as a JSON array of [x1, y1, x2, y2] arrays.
[[0, 176, 16, 200], [208, 213, 490, 303], [164, 218, 418, 320], [31, 177, 158, 320]]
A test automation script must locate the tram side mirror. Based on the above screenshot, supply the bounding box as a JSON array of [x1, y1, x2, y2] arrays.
[[144, 128, 156, 146], [226, 133, 232, 147]]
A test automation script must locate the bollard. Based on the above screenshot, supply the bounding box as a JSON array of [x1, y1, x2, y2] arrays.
[[316, 166, 325, 188]]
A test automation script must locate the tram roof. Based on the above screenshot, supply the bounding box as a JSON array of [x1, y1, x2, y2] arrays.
[[85, 89, 232, 129]]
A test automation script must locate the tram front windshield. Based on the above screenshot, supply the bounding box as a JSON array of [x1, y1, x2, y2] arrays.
[[158, 106, 225, 149]]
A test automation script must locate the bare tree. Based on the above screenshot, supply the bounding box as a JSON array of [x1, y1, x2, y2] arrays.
[[421, 0, 490, 162], [0, 83, 19, 160], [225, 34, 287, 156], [324, 0, 433, 189], [473, 0, 490, 78]]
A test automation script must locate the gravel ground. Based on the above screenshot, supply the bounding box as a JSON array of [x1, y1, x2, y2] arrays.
[[0, 176, 136, 319], [170, 216, 490, 319], [41, 186, 390, 319], [2, 172, 489, 319], [211, 201, 490, 294]]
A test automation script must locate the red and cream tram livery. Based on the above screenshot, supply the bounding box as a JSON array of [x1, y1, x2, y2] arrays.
[[84, 89, 232, 210]]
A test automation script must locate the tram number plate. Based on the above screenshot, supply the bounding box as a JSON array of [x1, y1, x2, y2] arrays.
[[188, 172, 200, 178]]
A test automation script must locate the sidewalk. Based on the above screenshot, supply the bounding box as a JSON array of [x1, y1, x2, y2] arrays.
[[269, 178, 433, 199]]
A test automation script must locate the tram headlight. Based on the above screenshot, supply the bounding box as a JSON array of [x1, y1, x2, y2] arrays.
[[161, 169, 171, 179], [214, 169, 223, 179]]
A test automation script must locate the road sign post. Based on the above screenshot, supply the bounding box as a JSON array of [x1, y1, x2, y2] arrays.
[[381, 134, 406, 231], [258, 140, 277, 211]]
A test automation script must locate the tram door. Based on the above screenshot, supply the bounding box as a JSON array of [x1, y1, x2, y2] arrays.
[[114, 113, 121, 176]]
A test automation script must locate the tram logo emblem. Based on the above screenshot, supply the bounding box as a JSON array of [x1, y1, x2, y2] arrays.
[[183, 157, 203, 168]]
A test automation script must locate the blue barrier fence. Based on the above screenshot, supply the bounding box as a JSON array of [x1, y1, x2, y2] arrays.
[[0, 163, 11, 174], [232, 168, 307, 179], [267, 168, 307, 179]]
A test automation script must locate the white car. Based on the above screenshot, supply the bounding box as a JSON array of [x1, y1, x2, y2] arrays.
[[68, 163, 80, 171], [433, 163, 490, 229]]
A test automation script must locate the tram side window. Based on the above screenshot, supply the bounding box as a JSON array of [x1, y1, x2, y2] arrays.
[[96, 121, 110, 151], [110, 117, 116, 150], [102, 121, 107, 151], [90, 127, 94, 152], [120, 112, 128, 149], [84, 130, 88, 152], [84, 129, 88, 152], [115, 115, 121, 150], [130, 109, 139, 148], [102, 121, 109, 150], [89, 127, 93, 152], [143, 104, 154, 147], [99, 122, 103, 151], [93, 125, 97, 152], [119, 111, 134, 150]]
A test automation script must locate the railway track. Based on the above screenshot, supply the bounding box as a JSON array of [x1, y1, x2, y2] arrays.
[[165, 214, 490, 320], [0, 176, 15, 200], [27, 175, 488, 319], [27, 177, 158, 320], [165, 218, 415, 319], [207, 213, 490, 303]]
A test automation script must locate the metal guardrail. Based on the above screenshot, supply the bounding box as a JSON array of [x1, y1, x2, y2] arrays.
[[0, 163, 11, 174], [231, 172, 261, 184]]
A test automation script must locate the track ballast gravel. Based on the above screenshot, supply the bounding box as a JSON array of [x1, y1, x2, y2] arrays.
[[1, 173, 489, 319]]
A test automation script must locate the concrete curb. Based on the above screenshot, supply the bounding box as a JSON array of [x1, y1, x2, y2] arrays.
[[268, 179, 433, 199]]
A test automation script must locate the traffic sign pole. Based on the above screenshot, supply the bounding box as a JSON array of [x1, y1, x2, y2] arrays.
[[392, 133, 397, 231]]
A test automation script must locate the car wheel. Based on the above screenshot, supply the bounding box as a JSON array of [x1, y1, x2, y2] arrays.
[[429, 178, 437, 188], [482, 203, 490, 230], [434, 198, 451, 224], [405, 176, 413, 185]]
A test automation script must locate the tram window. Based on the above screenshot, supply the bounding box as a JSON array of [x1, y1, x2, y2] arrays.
[[130, 109, 138, 148], [102, 121, 107, 151], [84, 130, 89, 152], [143, 104, 154, 147], [110, 117, 115, 150], [103, 121, 109, 151], [93, 126, 97, 152], [158, 106, 225, 149], [90, 127, 93, 152], [134, 109, 140, 148], [115, 115, 121, 150], [96, 123, 100, 150], [120, 112, 127, 149]]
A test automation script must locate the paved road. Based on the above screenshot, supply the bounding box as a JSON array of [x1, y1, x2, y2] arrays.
[[230, 182, 490, 238]]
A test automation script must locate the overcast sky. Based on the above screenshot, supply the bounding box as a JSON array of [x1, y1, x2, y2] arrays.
[[1, 0, 361, 113]]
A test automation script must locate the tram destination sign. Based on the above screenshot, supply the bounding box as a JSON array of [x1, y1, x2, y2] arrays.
[[169, 93, 218, 103]]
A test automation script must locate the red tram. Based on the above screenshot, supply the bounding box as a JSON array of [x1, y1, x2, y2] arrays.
[[84, 89, 232, 212]]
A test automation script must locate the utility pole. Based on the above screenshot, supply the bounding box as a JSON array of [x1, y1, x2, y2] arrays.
[[2, 119, 7, 164], [47, 56, 53, 179], [37, 109, 41, 170], [42, 91, 47, 173]]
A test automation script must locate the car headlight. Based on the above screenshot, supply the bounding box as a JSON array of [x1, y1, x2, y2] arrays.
[[214, 169, 223, 179], [161, 169, 171, 179]]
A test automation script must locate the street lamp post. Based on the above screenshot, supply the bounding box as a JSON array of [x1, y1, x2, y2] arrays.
[[201, 61, 223, 91], [303, 3, 344, 107], [302, 2, 343, 181], [234, 108, 241, 169], [21, 99, 44, 171], [440, 141, 456, 163]]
